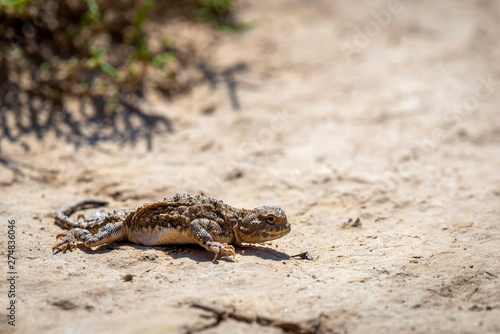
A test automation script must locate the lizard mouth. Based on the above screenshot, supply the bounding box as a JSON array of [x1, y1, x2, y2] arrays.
[[270, 222, 291, 238], [244, 222, 291, 243]]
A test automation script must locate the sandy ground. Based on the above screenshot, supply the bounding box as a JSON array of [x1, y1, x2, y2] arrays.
[[1, 0, 500, 333]]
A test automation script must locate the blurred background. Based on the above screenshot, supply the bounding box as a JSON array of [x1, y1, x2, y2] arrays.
[[0, 0, 250, 151], [1, 1, 499, 333]]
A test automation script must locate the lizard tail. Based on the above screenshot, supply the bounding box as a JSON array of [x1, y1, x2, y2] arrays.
[[55, 200, 108, 229]]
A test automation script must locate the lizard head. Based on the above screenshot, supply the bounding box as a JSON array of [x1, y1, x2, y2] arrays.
[[235, 205, 291, 243]]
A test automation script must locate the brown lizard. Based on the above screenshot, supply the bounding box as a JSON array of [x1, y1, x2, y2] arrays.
[[53, 194, 291, 260]]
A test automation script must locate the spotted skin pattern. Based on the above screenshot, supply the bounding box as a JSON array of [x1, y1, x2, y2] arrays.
[[53, 194, 291, 260]]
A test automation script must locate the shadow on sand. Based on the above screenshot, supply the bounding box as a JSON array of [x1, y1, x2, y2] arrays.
[[59, 241, 290, 263]]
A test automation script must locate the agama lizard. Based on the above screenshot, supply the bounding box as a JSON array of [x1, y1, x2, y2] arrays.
[[53, 194, 291, 260]]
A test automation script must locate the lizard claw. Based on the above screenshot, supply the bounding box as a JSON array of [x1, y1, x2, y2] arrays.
[[76, 213, 86, 221], [211, 243, 236, 261], [53, 232, 77, 253]]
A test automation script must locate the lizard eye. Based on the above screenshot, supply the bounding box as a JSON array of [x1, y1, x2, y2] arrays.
[[265, 216, 276, 224]]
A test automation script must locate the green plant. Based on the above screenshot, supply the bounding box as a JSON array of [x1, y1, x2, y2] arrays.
[[197, 0, 254, 30], [0, 0, 248, 148]]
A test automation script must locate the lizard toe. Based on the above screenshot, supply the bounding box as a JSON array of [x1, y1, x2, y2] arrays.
[[222, 244, 236, 259], [55, 233, 67, 240], [53, 232, 77, 253], [209, 242, 235, 261]]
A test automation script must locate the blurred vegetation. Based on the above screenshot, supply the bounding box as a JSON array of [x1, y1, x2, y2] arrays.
[[0, 0, 248, 150]]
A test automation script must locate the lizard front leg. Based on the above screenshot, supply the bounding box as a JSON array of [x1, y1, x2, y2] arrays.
[[189, 219, 235, 260], [53, 222, 126, 253]]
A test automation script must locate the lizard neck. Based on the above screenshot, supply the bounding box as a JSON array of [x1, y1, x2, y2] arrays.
[[229, 209, 251, 245]]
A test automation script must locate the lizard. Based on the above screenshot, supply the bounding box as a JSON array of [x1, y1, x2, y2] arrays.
[[52, 194, 291, 260]]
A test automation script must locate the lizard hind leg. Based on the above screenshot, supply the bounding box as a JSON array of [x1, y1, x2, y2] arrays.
[[53, 222, 126, 253]]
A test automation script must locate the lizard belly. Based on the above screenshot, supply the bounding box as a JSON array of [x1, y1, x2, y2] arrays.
[[129, 227, 194, 246]]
